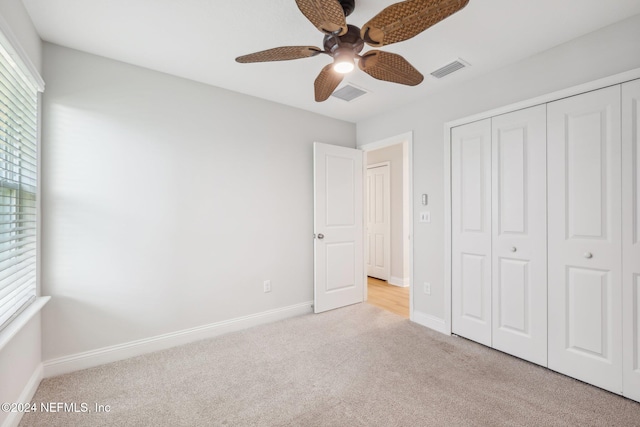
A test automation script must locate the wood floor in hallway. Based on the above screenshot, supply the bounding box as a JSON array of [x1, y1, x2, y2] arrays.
[[366, 277, 410, 318]]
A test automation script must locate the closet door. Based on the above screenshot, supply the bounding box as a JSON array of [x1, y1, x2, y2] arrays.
[[547, 86, 622, 394], [622, 79, 640, 402], [451, 119, 492, 346], [491, 105, 547, 366]]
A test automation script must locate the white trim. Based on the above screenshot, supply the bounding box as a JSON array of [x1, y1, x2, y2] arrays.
[[413, 310, 448, 335], [1, 363, 43, 427], [443, 67, 640, 339], [367, 161, 390, 170], [443, 121, 453, 336], [43, 301, 312, 378], [362, 150, 368, 303], [402, 138, 411, 296], [0, 297, 49, 353], [360, 132, 413, 151], [388, 276, 409, 287], [360, 132, 414, 321], [36, 92, 42, 298], [0, 13, 44, 92]]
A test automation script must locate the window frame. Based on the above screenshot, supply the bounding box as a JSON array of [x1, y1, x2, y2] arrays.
[[0, 14, 46, 344]]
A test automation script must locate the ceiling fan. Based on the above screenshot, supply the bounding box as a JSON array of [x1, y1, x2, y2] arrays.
[[236, 0, 470, 102]]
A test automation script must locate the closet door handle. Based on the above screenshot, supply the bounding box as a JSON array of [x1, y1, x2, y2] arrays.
[[584, 252, 593, 259], [510, 247, 517, 253]]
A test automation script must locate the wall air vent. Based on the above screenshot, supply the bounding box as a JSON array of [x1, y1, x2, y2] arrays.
[[430, 59, 469, 79], [332, 84, 368, 102]]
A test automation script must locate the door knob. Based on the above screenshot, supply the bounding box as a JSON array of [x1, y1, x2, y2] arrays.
[[510, 247, 517, 252], [584, 252, 593, 259], [317, 234, 324, 240]]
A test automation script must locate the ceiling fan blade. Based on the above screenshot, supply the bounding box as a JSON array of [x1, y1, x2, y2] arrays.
[[361, 0, 469, 47], [295, 0, 348, 36], [236, 46, 323, 63], [358, 51, 424, 86], [314, 64, 344, 102]]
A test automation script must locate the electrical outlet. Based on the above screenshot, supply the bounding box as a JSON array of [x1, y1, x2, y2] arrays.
[[420, 211, 431, 223], [424, 282, 431, 295], [263, 280, 271, 293]]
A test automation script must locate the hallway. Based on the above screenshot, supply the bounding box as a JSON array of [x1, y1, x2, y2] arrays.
[[366, 277, 410, 318]]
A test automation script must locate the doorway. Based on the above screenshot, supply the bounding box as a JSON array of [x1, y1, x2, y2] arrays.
[[361, 133, 413, 320]]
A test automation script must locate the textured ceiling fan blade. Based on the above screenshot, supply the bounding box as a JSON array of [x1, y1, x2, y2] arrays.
[[361, 0, 469, 47], [236, 46, 323, 63], [295, 0, 348, 35], [358, 51, 424, 86], [314, 64, 344, 102]]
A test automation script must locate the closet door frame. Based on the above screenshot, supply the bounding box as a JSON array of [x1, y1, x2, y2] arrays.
[[622, 79, 640, 402], [444, 68, 640, 336]]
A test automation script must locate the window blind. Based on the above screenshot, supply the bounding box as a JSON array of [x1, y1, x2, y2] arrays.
[[0, 37, 38, 332]]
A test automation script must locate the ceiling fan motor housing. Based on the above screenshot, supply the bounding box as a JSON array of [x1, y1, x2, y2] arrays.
[[323, 24, 364, 57]]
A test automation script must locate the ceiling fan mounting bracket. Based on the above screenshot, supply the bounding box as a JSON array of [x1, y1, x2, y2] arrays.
[[339, 0, 355, 17]]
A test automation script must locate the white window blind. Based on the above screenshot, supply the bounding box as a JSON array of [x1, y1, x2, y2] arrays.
[[0, 37, 38, 332]]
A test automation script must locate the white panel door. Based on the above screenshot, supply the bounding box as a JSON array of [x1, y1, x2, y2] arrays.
[[548, 86, 623, 394], [491, 105, 547, 366], [366, 164, 390, 280], [452, 119, 492, 346], [622, 79, 640, 402], [313, 142, 364, 313]]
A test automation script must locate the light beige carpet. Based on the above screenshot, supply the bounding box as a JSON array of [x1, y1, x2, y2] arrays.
[[20, 304, 640, 426]]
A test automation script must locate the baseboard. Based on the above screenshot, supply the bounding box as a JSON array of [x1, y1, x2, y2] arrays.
[[2, 363, 42, 427], [43, 301, 313, 378], [413, 310, 449, 335], [388, 276, 409, 287]]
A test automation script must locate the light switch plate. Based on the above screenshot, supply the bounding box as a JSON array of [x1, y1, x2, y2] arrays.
[[420, 211, 431, 223]]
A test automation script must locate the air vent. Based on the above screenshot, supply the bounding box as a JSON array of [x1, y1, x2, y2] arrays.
[[332, 84, 368, 102], [430, 59, 469, 79]]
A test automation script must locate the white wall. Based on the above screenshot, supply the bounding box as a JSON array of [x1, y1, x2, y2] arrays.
[[367, 145, 405, 284], [40, 43, 355, 361], [357, 13, 640, 321], [0, 1, 42, 426], [0, 315, 41, 427], [0, 0, 41, 72]]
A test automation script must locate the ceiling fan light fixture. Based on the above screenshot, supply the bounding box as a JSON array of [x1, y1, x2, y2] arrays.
[[333, 58, 354, 74], [332, 48, 355, 74]]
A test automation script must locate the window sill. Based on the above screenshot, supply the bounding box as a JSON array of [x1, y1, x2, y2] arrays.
[[0, 296, 50, 353]]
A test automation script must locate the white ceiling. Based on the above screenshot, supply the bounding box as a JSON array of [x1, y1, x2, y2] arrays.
[[21, 0, 640, 123]]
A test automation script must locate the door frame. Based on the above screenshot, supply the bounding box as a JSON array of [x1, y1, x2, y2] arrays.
[[444, 67, 640, 337], [366, 162, 391, 281], [360, 132, 414, 321]]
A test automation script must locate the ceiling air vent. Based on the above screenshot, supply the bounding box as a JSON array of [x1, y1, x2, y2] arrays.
[[332, 84, 368, 102], [430, 59, 469, 79]]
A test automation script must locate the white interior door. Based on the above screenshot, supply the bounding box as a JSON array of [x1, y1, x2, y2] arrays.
[[622, 79, 640, 402], [451, 119, 492, 346], [313, 142, 364, 313], [366, 164, 390, 280], [491, 105, 547, 366], [547, 86, 623, 394]]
